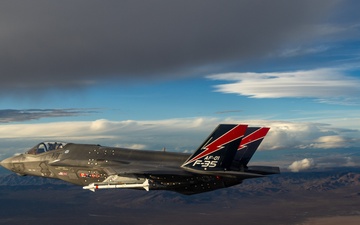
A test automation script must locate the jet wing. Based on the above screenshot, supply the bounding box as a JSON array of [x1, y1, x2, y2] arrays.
[[101, 165, 192, 176], [181, 167, 265, 178]]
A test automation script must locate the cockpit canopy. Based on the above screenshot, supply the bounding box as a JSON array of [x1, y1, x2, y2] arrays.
[[26, 142, 68, 155]]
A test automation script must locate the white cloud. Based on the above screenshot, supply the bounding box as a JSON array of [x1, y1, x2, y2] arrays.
[[207, 68, 360, 100], [0, 118, 222, 157], [288, 158, 315, 172], [310, 135, 348, 149], [2, 117, 357, 170], [0, 118, 358, 153], [0, 118, 215, 140], [283, 155, 360, 171], [255, 121, 359, 150]]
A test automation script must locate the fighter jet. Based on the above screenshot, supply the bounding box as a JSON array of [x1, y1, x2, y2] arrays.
[[0, 124, 279, 195]]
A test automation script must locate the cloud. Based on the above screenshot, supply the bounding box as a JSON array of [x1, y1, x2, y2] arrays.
[[0, 1, 339, 93], [0, 117, 360, 163], [0, 118, 221, 158], [0, 109, 99, 123], [254, 120, 360, 150], [315, 155, 360, 168], [207, 68, 360, 100], [310, 135, 349, 149], [0, 118, 219, 152], [285, 155, 360, 172], [0, 117, 358, 153], [288, 158, 315, 172], [278, 45, 330, 58]]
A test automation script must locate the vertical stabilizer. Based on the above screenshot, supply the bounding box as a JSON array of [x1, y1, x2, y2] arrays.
[[181, 124, 248, 171], [231, 127, 270, 170]]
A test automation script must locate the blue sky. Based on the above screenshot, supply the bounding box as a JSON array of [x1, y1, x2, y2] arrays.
[[1, 1, 360, 172]]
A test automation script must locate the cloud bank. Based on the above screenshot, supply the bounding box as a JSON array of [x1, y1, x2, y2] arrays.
[[259, 120, 359, 150], [0, 1, 338, 92], [0, 118, 358, 153]]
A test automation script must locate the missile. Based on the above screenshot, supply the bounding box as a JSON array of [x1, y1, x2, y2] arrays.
[[83, 179, 149, 192]]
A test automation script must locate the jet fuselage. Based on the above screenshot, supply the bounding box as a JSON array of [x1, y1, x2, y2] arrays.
[[0, 125, 280, 194]]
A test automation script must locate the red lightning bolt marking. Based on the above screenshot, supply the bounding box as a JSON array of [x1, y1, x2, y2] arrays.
[[188, 124, 248, 164], [238, 127, 270, 150]]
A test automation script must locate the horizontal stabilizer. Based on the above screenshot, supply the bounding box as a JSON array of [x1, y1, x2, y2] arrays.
[[246, 166, 280, 175], [182, 166, 265, 178]]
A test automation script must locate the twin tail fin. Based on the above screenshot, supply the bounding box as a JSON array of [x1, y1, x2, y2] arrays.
[[181, 124, 272, 175], [181, 124, 248, 171]]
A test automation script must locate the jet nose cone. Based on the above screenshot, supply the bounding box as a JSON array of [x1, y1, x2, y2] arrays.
[[0, 158, 12, 171]]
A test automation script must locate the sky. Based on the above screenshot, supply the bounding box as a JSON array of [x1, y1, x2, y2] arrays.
[[1, 0, 360, 172]]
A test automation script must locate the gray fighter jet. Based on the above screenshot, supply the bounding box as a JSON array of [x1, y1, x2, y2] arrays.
[[0, 124, 279, 194]]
